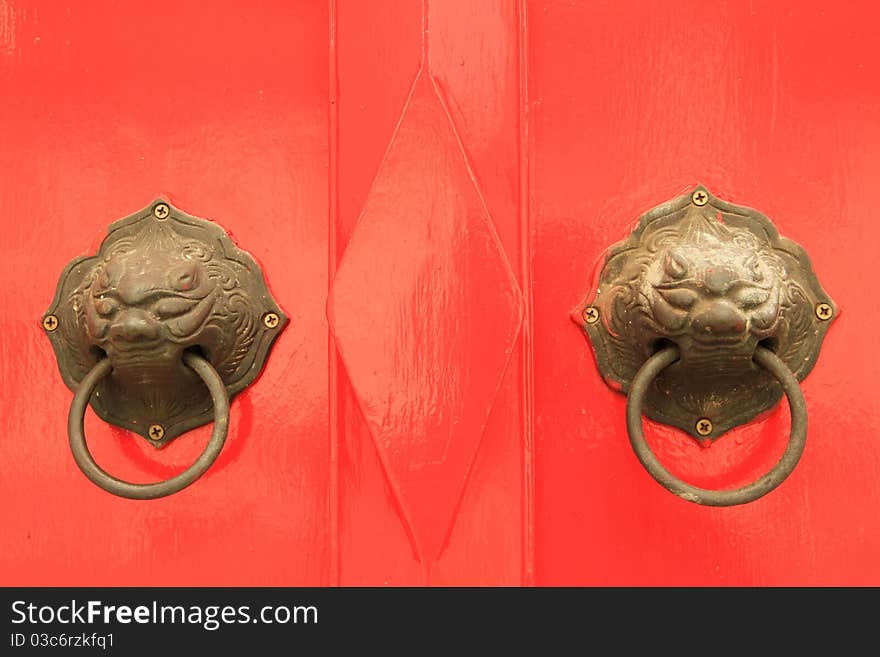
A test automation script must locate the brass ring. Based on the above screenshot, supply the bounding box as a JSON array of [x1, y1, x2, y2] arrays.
[[68, 352, 230, 499], [626, 345, 807, 506]]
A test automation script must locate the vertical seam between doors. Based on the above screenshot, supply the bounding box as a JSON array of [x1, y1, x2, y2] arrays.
[[519, 0, 536, 587], [328, 0, 341, 587]]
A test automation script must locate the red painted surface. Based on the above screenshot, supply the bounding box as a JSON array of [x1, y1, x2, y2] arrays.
[[334, 0, 526, 585], [531, 0, 880, 585], [328, 71, 523, 565], [1, 0, 878, 586], [0, 0, 330, 585]]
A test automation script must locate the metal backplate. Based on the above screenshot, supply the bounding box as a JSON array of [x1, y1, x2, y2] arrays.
[[572, 186, 837, 439], [44, 200, 288, 446]]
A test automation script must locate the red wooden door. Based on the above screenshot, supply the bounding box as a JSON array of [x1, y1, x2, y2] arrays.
[[531, 0, 880, 585], [1, 0, 878, 587], [1, 0, 332, 585]]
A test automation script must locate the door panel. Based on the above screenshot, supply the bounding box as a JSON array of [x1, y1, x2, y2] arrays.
[[0, 0, 330, 585], [333, 0, 526, 585], [530, 0, 880, 585]]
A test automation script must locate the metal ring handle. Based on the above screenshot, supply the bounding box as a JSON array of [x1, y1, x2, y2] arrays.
[[68, 352, 230, 499], [626, 345, 807, 506]]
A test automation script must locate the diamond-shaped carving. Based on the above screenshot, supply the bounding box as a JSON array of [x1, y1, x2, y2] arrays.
[[328, 73, 523, 560]]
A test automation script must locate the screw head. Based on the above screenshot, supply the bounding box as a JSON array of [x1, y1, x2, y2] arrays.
[[692, 190, 709, 206], [153, 203, 170, 220], [815, 302, 833, 321], [583, 306, 600, 324], [262, 312, 280, 329], [695, 418, 713, 436], [42, 314, 59, 332], [148, 424, 165, 441]]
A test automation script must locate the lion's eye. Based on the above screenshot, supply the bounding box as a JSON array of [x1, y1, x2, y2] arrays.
[[746, 257, 765, 282], [168, 264, 200, 291], [656, 288, 698, 309], [735, 288, 770, 309], [663, 251, 688, 280], [154, 297, 195, 318], [175, 272, 195, 290], [93, 297, 118, 316]]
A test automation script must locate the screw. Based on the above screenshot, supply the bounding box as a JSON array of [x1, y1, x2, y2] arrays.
[[695, 418, 713, 436], [263, 312, 280, 329], [815, 302, 833, 321], [583, 306, 600, 324], [148, 424, 165, 441], [153, 203, 170, 219], [42, 314, 59, 332], [692, 190, 708, 206]]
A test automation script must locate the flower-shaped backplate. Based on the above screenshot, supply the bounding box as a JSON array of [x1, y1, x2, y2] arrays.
[[572, 187, 836, 439]]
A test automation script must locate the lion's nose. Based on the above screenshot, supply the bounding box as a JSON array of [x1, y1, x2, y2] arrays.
[[109, 310, 160, 342], [691, 301, 747, 337]]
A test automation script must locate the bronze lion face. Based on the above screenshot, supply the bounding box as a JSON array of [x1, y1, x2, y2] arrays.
[[45, 201, 286, 444], [616, 211, 792, 367], [574, 187, 835, 438]]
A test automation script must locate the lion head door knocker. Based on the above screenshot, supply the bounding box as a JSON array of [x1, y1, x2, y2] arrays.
[[572, 187, 836, 506], [43, 201, 287, 499]]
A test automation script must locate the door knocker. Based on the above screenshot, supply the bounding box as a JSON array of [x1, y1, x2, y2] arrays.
[[43, 201, 287, 499], [573, 186, 836, 506]]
